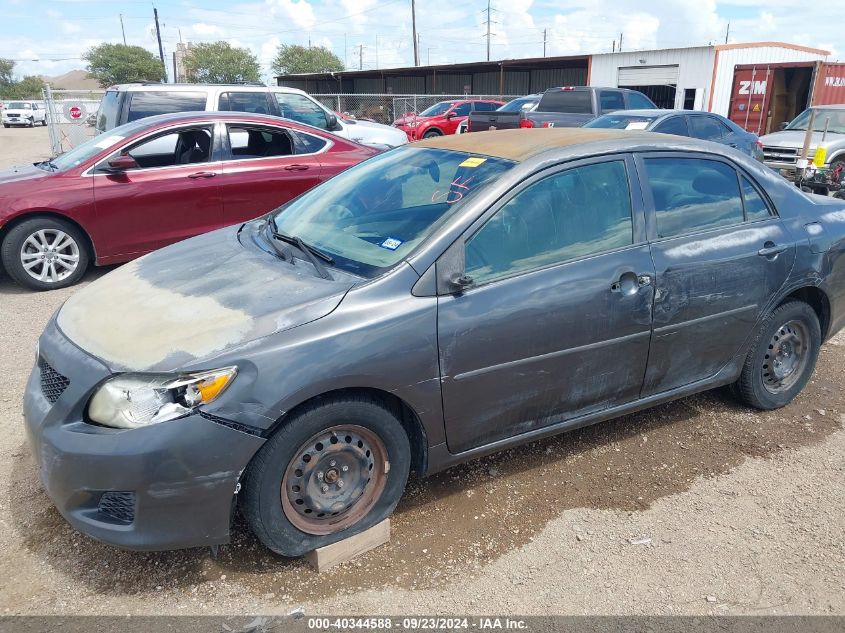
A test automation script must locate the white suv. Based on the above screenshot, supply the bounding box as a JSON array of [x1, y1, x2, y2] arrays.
[[94, 83, 408, 149], [2, 101, 47, 128]]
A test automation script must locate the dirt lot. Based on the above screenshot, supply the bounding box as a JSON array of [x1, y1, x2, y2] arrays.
[[0, 124, 843, 616]]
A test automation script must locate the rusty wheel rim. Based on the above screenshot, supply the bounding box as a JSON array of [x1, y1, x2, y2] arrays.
[[281, 425, 388, 535]]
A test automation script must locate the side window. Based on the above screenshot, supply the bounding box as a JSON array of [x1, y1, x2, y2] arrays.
[[645, 158, 744, 239], [627, 92, 656, 110], [124, 127, 212, 169], [741, 176, 772, 221], [599, 91, 625, 113], [227, 125, 294, 159], [292, 131, 329, 154], [126, 91, 207, 122], [474, 102, 496, 112], [451, 103, 472, 116], [687, 115, 725, 141], [653, 116, 689, 136], [218, 92, 273, 115], [465, 161, 633, 284], [273, 93, 329, 129]]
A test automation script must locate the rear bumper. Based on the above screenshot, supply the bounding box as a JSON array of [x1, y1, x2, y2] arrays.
[[23, 319, 265, 551]]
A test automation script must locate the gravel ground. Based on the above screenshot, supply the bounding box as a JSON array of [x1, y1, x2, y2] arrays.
[[0, 125, 843, 616]]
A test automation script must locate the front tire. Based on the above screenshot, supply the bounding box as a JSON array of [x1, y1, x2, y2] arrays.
[[41, 119, 47, 127], [735, 301, 821, 410], [422, 128, 442, 139], [0, 217, 90, 290], [242, 395, 411, 556]]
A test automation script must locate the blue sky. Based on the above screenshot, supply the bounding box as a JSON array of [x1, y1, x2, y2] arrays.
[[1, 0, 840, 83]]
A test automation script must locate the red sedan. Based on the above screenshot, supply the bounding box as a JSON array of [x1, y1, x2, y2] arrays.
[[392, 99, 504, 140], [0, 112, 377, 290]]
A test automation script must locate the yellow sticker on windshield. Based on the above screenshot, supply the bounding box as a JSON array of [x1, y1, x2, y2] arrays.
[[459, 157, 487, 168]]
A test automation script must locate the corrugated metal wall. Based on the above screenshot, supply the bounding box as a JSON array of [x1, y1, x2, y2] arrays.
[[530, 67, 587, 92], [385, 75, 426, 94], [812, 62, 845, 105], [710, 45, 827, 116]]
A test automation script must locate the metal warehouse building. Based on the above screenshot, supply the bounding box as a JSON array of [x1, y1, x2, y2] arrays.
[[277, 41, 844, 135]]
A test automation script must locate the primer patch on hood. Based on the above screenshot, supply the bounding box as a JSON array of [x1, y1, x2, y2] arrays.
[[58, 260, 253, 370]]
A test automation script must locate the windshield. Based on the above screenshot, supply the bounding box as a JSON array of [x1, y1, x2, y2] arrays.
[[272, 147, 515, 277], [8, 102, 31, 109], [584, 114, 657, 129], [50, 118, 151, 171], [96, 90, 121, 132], [498, 97, 538, 113], [786, 108, 845, 134], [419, 102, 454, 117]]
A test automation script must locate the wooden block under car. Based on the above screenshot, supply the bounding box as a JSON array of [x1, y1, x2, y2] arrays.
[[306, 519, 391, 572]]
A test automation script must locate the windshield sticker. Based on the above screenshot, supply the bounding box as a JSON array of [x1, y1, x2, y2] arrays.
[[459, 157, 487, 168], [94, 135, 125, 149], [380, 237, 404, 251], [625, 121, 649, 130]]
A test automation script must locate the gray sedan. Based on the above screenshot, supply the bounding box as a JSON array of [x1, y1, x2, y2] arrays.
[[24, 129, 845, 556], [585, 109, 764, 161]]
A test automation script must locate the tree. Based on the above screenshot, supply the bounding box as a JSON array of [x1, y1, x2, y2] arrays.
[[83, 43, 165, 87], [184, 42, 260, 84], [0, 58, 14, 87], [7, 76, 45, 99], [272, 44, 344, 75]]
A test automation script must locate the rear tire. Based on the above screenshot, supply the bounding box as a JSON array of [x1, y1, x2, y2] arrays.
[[422, 128, 442, 139], [41, 119, 47, 127], [0, 217, 90, 291], [241, 395, 411, 556], [735, 301, 821, 410]]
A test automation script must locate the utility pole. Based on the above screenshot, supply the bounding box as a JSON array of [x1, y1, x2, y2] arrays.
[[153, 8, 166, 78], [375, 35, 379, 69], [411, 0, 419, 66], [618, 32, 623, 52], [543, 28, 547, 57], [724, 21, 730, 44], [344, 33, 348, 69], [358, 44, 364, 70], [483, 0, 497, 62], [119, 14, 126, 45]]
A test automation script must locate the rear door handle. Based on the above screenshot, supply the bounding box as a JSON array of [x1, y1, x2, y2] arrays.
[[188, 171, 217, 179], [758, 242, 788, 258], [284, 164, 310, 171]]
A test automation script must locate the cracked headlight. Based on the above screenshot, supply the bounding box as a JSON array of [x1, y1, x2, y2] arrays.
[[87, 367, 238, 429]]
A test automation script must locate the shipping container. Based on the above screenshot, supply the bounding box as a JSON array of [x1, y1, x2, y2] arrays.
[[728, 61, 845, 135]]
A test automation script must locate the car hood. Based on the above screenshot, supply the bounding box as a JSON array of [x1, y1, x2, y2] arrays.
[[56, 225, 357, 373], [0, 163, 49, 185], [343, 118, 409, 146], [759, 130, 845, 148]]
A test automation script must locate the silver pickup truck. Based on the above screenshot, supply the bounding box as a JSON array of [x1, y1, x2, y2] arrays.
[[759, 105, 845, 179]]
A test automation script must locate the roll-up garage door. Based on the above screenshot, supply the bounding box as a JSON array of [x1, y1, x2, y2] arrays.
[[617, 65, 679, 86]]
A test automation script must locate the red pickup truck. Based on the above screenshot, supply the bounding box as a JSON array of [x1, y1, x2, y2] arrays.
[[393, 99, 504, 140]]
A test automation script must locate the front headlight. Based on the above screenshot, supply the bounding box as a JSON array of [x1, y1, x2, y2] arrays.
[[407, 122, 418, 128], [87, 366, 237, 429]]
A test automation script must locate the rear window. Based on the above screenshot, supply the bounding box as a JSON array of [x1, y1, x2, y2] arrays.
[[537, 90, 592, 114], [585, 114, 657, 130], [126, 91, 207, 123], [96, 90, 121, 132]]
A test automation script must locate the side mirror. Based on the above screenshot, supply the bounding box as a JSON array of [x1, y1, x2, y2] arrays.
[[779, 122, 789, 130], [105, 154, 138, 172], [326, 112, 342, 131], [446, 111, 456, 119]]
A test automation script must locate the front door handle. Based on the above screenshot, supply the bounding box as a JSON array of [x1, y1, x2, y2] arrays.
[[284, 164, 310, 171], [188, 171, 217, 179], [758, 242, 788, 258], [611, 271, 649, 294]]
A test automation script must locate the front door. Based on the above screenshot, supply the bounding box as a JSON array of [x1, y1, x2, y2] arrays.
[[220, 123, 323, 224], [637, 154, 796, 395], [437, 157, 655, 453], [92, 124, 223, 258]]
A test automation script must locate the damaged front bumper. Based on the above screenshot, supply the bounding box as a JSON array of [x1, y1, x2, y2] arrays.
[[23, 318, 265, 551]]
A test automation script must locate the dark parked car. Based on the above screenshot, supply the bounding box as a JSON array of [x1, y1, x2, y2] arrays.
[[466, 86, 656, 131], [0, 112, 376, 290], [25, 129, 845, 556], [585, 109, 764, 161]]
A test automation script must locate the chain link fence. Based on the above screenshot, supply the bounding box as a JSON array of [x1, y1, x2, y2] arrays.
[[42, 85, 104, 155], [310, 94, 520, 125]]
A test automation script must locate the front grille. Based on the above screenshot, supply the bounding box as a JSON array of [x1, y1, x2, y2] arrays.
[[38, 357, 70, 404], [98, 492, 136, 524], [763, 146, 815, 165]]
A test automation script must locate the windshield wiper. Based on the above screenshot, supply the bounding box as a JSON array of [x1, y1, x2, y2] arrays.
[[35, 160, 58, 172], [268, 227, 334, 280]]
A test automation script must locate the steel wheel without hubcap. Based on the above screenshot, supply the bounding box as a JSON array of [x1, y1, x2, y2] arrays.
[[762, 319, 810, 394], [281, 424, 387, 535], [20, 229, 80, 284]]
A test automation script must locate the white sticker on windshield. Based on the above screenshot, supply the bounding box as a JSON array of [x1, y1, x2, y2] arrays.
[[625, 121, 649, 130], [94, 135, 125, 149], [380, 237, 404, 251]]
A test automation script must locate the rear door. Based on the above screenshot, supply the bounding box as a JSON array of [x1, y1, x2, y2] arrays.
[[637, 153, 795, 395], [438, 156, 655, 453], [92, 124, 224, 257], [219, 122, 323, 224]]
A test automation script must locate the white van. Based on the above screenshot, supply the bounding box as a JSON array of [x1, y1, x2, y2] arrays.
[[94, 83, 407, 149]]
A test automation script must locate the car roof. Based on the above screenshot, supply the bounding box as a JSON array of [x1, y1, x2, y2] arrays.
[[107, 83, 308, 96], [414, 128, 703, 162], [812, 104, 845, 110], [113, 110, 326, 134], [603, 109, 727, 117]]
